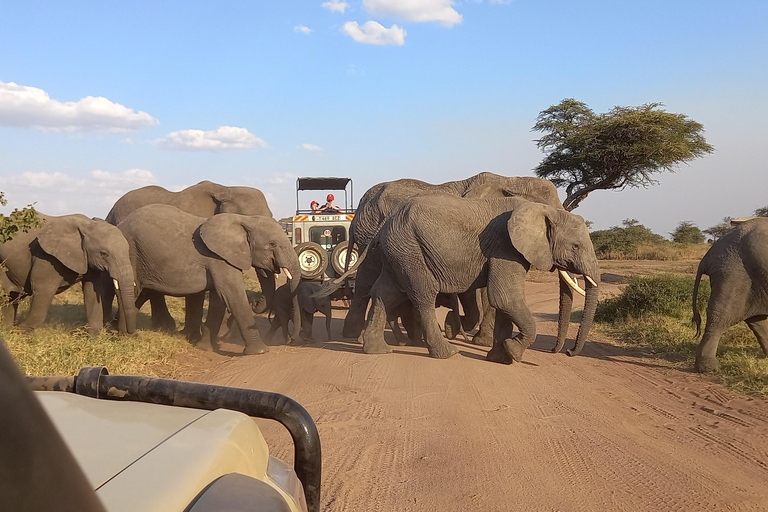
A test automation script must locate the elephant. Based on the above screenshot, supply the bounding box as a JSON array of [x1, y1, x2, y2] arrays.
[[692, 218, 768, 372], [339, 173, 564, 342], [0, 214, 137, 335], [105, 180, 276, 337], [264, 281, 332, 344], [352, 195, 599, 360], [117, 205, 301, 354]]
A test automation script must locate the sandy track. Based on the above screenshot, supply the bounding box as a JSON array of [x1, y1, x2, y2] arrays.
[[188, 281, 768, 511]]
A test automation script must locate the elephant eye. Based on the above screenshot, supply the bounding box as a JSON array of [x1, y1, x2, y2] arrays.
[[572, 243, 580, 251], [100, 249, 110, 258], [269, 241, 277, 248]]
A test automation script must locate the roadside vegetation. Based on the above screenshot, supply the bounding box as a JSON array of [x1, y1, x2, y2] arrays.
[[590, 219, 709, 260], [1, 287, 195, 377], [596, 274, 768, 397]]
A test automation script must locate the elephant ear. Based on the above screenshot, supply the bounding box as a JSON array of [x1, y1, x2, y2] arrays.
[[199, 214, 251, 271], [36, 216, 88, 275], [507, 202, 554, 271]]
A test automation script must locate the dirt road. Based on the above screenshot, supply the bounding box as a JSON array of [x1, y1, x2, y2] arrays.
[[186, 280, 768, 511]]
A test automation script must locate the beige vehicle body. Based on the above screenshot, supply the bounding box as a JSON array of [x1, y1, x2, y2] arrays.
[[37, 392, 307, 512]]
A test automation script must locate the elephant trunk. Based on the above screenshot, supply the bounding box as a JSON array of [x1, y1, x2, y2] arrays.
[[287, 270, 302, 340], [114, 273, 137, 335], [566, 277, 598, 357], [553, 276, 574, 353], [254, 270, 276, 314]]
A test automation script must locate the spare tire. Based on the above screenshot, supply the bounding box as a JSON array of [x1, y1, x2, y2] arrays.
[[331, 240, 358, 275], [295, 242, 328, 280]]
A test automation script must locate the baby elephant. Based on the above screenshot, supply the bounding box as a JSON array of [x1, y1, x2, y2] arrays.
[[264, 281, 331, 344]]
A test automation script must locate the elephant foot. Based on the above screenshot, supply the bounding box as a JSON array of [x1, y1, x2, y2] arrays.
[[196, 339, 215, 352], [196, 328, 217, 352], [86, 326, 101, 337], [486, 342, 513, 365], [428, 339, 459, 359], [444, 311, 460, 340], [472, 330, 493, 347], [243, 341, 269, 355], [695, 356, 720, 373], [361, 331, 392, 354], [181, 325, 203, 343], [503, 337, 526, 362], [152, 317, 177, 333]]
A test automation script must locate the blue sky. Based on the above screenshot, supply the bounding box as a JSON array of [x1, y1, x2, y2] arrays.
[[1, 0, 767, 236]]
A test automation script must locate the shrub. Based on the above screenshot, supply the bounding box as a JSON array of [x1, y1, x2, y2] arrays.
[[596, 274, 710, 322]]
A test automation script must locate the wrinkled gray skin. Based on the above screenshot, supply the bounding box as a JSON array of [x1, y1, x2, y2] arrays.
[[105, 180, 276, 337], [0, 214, 137, 336], [265, 281, 332, 344], [118, 205, 301, 354], [342, 173, 565, 343], [358, 195, 599, 361], [693, 218, 768, 372]]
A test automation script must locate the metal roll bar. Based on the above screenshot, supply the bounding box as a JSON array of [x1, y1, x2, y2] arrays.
[[28, 367, 322, 512]]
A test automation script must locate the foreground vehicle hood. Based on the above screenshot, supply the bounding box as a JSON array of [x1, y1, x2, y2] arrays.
[[37, 392, 302, 512]]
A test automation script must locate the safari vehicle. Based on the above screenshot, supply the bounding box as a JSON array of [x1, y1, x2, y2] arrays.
[[289, 177, 358, 286], [11, 364, 321, 512]]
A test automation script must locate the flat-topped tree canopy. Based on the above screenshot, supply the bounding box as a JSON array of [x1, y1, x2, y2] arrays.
[[296, 177, 351, 191]]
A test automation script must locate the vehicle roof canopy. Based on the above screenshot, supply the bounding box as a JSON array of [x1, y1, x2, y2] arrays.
[[296, 177, 351, 191]]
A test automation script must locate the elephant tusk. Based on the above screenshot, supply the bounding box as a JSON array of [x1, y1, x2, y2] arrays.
[[281, 268, 293, 281], [585, 275, 598, 287], [559, 270, 586, 297], [113, 279, 120, 291]]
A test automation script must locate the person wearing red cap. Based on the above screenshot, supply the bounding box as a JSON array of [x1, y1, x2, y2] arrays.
[[310, 200, 321, 213], [321, 193, 342, 213]]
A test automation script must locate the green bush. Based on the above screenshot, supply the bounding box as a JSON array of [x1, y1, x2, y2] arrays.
[[596, 274, 710, 322]]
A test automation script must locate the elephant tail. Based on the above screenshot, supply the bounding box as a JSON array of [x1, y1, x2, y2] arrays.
[[692, 264, 705, 338], [312, 244, 370, 299]]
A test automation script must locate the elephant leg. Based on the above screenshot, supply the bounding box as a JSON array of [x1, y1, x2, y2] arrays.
[[695, 324, 727, 373], [486, 309, 515, 364], [745, 315, 768, 357], [213, 272, 268, 356], [390, 315, 409, 346], [147, 291, 176, 332], [695, 280, 741, 372], [343, 257, 377, 338], [323, 305, 332, 341], [198, 293, 225, 352], [1, 291, 22, 328], [415, 293, 459, 359], [181, 292, 205, 342], [486, 259, 535, 363], [19, 280, 59, 331], [298, 308, 314, 343], [264, 316, 280, 343], [473, 289, 495, 347], [444, 308, 460, 340], [448, 293, 471, 343], [361, 273, 404, 354], [81, 277, 105, 337]]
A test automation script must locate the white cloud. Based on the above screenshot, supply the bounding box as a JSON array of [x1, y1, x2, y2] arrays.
[[363, 0, 462, 27], [322, 0, 349, 13], [489, 0, 512, 4], [0, 169, 157, 217], [294, 25, 312, 34], [0, 80, 158, 132], [343, 21, 407, 46], [267, 172, 298, 186], [156, 126, 267, 151], [301, 143, 323, 151]]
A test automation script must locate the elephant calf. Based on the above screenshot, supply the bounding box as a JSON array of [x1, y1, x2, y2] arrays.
[[265, 281, 332, 344], [693, 218, 768, 372]]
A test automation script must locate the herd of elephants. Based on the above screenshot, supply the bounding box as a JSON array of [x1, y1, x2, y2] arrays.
[[1, 172, 767, 373]]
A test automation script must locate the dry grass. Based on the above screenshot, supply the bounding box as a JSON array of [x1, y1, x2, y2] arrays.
[[599, 242, 710, 261]]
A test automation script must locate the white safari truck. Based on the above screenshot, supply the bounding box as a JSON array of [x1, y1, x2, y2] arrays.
[[283, 177, 359, 288]]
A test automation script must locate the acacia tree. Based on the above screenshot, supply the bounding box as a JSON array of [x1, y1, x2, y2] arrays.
[[533, 98, 715, 211], [754, 206, 768, 217], [703, 217, 734, 242], [671, 221, 705, 244], [0, 192, 43, 243]]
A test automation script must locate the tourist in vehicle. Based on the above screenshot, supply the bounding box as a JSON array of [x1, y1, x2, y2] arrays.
[[310, 200, 321, 213], [321, 194, 342, 213]]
